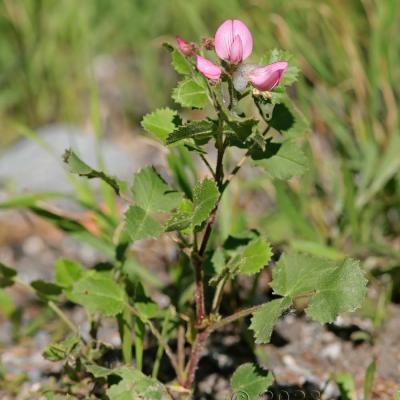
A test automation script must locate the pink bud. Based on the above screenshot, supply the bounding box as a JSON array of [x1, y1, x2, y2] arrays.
[[248, 61, 288, 91], [214, 19, 253, 64], [196, 55, 222, 81], [176, 36, 194, 56]]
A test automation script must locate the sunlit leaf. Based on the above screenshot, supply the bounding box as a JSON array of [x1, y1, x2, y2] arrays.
[[192, 178, 219, 228], [250, 298, 291, 344], [231, 363, 273, 400], [271, 253, 367, 323], [172, 78, 209, 108], [63, 149, 121, 195], [132, 166, 182, 213], [141, 108, 177, 143], [167, 120, 216, 145], [72, 273, 126, 316]]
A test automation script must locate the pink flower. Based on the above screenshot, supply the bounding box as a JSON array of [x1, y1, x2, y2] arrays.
[[176, 36, 195, 56], [196, 55, 222, 81], [248, 61, 288, 91], [214, 19, 253, 64]]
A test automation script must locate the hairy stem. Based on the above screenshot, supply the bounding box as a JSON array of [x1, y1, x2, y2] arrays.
[[183, 330, 210, 389], [191, 251, 206, 327]]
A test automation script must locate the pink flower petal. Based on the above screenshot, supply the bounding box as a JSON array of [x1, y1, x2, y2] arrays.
[[229, 35, 243, 64], [176, 35, 193, 56], [196, 55, 222, 81], [214, 19, 253, 63], [248, 61, 288, 91]]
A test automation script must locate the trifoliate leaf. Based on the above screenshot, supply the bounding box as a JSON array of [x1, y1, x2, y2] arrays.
[[106, 366, 169, 400], [231, 363, 273, 400], [124, 205, 163, 242], [250, 297, 292, 344], [192, 178, 219, 228], [167, 120, 216, 145], [63, 149, 121, 195], [0, 262, 16, 288], [72, 273, 126, 316], [271, 253, 368, 323], [252, 139, 308, 180], [132, 166, 182, 213], [172, 78, 209, 108], [230, 238, 272, 275], [141, 108, 177, 143]]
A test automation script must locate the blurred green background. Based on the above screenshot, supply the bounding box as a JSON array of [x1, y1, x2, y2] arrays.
[[1, 0, 400, 299]]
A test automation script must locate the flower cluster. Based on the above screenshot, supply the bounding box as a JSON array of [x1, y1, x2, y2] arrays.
[[176, 19, 288, 92]]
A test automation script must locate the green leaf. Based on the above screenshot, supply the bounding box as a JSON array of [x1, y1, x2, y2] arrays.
[[167, 120, 215, 145], [211, 247, 226, 275], [63, 149, 121, 195], [132, 166, 182, 213], [165, 198, 193, 232], [268, 49, 300, 87], [86, 364, 113, 378], [363, 359, 376, 400], [106, 367, 169, 400], [253, 139, 308, 180], [72, 273, 126, 316], [269, 103, 295, 132], [42, 336, 80, 362], [124, 205, 164, 242], [192, 178, 219, 228], [163, 42, 192, 75], [0, 262, 17, 288], [225, 119, 258, 148], [31, 280, 62, 300], [357, 134, 400, 208], [0, 192, 62, 209], [250, 298, 292, 344], [231, 363, 273, 400], [233, 238, 272, 275], [271, 253, 368, 323], [0, 289, 15, 318], [55, 258, 83, 288], [172, 78, 209, 108], [141, 108, 177, 143], [135, 301, 162, 320], [336, 373, 357, 400]]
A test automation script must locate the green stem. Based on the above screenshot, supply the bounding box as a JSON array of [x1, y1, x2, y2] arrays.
[[134, 317, 145, 371], [211, 274, 229, 314], [128, 305, 180, 376], [209, 304, 263, 332], [117, 306, 132, 365], [48, 300, 80, 336], [152, 310, 172, 379]]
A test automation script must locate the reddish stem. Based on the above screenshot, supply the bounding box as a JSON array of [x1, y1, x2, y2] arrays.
[[183, 330, 210, 389]]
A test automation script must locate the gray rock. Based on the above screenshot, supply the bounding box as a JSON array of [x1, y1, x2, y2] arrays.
[[0, 124, 158, 195]]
